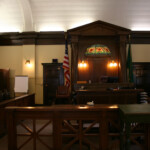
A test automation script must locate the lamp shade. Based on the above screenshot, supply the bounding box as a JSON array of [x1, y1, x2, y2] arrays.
[[85, 44, 111, 56]]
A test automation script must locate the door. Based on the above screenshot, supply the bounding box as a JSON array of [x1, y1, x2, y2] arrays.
[[42, 63, 64, 105]]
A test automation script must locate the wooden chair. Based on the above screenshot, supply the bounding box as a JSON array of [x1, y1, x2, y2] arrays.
[[56, 86, 70, 104]]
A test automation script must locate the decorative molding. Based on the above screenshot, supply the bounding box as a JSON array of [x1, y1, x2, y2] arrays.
[[0, 31, 66, 45], [68, 20, 131, 36], [1, 30, 150, 46], [131, 31, 150, 44]]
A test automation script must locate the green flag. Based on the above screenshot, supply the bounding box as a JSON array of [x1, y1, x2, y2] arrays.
[[127, 43, 133, 82]]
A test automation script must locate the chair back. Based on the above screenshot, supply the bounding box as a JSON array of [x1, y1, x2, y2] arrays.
[[57, 86, 69, 95]]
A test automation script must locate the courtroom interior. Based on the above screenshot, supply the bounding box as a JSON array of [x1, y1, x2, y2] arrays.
[[1, 0, 150, 150]]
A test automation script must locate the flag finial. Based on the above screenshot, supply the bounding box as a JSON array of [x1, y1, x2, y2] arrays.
[[128, 34, 131, 43], [64, 33, 68, 40]]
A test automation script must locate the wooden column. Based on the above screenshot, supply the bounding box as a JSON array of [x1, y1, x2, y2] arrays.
[[70, 35, 79, 90], [119, 35, 128, 82], [99, 111, 109, 150], [53, 111, 62, 150]]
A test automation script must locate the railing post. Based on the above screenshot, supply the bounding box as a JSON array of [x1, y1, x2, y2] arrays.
[[6, 109, 17, 150], [99, 111, 108, 150], [53, 111, 62, 150]]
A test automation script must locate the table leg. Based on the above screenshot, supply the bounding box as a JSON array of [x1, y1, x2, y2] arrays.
[[125, 122, 131, 150], [120, 120, 124, 150], [145, 124, 150, 150]]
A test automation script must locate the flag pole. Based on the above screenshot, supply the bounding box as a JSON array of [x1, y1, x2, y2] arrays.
[[64, 32, 68, 40], [127, 34, 130, 82], [127, 34, 133, 83]]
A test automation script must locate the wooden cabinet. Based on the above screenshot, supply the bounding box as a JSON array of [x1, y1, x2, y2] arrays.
[[42, 63, 64, 105]]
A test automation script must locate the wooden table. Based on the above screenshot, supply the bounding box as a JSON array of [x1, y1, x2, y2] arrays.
[[119, 104, 150, 150]]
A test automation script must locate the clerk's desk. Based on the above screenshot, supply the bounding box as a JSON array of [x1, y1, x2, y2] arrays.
[[75, 89, 143, 104], [119, 104, 150, 150]]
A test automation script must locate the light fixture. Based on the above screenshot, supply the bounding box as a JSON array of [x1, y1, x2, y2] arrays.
[[25, 60, 31, 67], [78, 61, 87, 68], [108, 60, 118, 68], [85, 44, 111, 56]]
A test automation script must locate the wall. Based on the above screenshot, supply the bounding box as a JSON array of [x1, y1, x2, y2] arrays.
[[0, 44, 147, 104], [132, 44, 150, 62], [0, 46, 22, 97], [35, 45, 70, 104], [0, 44, 71, 104], [22, 45, 35, 95]]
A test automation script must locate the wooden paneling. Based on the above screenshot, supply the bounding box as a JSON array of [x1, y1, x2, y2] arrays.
[[76, 36, 120, 83], [131, 31, 150, 44], [68, 21, 130, 87]]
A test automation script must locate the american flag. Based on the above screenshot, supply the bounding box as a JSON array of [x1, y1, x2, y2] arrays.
[[63, 40, 70, 88]]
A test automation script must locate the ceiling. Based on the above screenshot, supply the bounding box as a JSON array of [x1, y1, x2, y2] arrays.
[[1, 0, 150, 32]]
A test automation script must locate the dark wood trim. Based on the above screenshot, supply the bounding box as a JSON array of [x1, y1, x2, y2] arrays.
[[0, 31, 150, 46], [68, 20, 131, 35], [133, 62, 150, 66], [131, 31, 150, 44], [0, 93, 35, 105], [0, 31, 66, 45]]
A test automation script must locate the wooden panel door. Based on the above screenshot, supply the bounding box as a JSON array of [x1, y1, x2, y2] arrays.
[[133, 62, 150, 91], [42, 63, 64, 105]]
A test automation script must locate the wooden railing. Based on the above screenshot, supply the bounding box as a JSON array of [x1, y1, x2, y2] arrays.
[[6, 105, 119, 150], [0, 94, 35, 136], [5, 104, 146, 150]]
